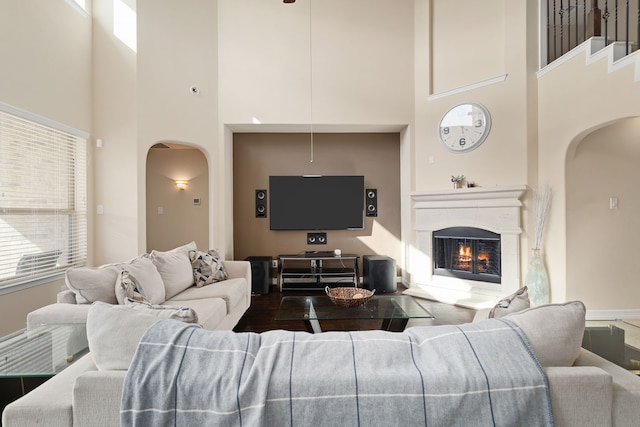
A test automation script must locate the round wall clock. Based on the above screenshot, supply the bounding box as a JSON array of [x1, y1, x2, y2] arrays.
[[438, 102, 491, 153]]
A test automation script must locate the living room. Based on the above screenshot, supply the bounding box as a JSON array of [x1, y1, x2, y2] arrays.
[[2, 0, 640, 338], [3, 1, 640, 425]]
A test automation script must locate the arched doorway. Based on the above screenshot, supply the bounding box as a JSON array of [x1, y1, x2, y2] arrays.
[[565, 117, 640, 309], [145, 142, 209, 252]]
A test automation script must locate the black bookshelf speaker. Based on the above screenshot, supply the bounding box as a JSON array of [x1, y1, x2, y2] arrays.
[[245, 256, 272, 294], [363, 255, 396, 293], [255, 189, 267, 218], [366, 188, 377, 217]]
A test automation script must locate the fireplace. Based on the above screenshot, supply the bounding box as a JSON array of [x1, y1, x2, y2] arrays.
[[409, 185, 526, 307], [433, 227, 501, 284]]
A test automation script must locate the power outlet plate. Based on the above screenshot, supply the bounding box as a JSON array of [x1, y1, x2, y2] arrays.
[[307, 232, 327, 245]]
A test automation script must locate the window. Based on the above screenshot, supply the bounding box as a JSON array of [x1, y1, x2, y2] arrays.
[[0, 104, 88, 290]]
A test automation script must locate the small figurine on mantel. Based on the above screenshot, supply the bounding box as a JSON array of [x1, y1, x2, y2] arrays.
[[451, 175, 465, 189]]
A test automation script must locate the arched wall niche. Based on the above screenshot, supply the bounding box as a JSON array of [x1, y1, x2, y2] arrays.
[[145, 142, 210, 252]]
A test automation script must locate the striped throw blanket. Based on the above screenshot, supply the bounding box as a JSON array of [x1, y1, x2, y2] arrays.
[[121, 319, 553, 426]]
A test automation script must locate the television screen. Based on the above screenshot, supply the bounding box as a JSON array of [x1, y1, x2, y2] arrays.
[[269, 175, 364, 230]]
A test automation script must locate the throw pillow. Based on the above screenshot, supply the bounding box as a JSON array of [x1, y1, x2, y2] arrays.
[[489, 286, 530, 318], [114, 269, 148, 305], [124, 298, 199, 323], [503, 300, 586, 367], [86, 302, 160, 371], [149, 241, 197, 300], [116, 256, 166, 305], [189, 249, 228, 287], [65, 264, 120, 304]]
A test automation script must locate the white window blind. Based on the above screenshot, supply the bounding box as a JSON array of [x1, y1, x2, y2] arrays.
[[0, 107, 88, 289]]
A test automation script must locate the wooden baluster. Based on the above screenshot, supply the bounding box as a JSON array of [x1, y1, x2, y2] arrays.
[[588, 0, 603, 36]]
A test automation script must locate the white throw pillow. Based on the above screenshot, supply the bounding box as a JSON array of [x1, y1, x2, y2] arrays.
[[86, 302, 160, 371], [116, 256, 166, 305], [149, 241, 197, 300], [503, 300, 586, 367], [66, 265, 120, 304]]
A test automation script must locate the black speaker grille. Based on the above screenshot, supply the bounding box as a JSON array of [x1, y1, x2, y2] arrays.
[[366, 188, 377, 217], [255, 189, 267, 218]]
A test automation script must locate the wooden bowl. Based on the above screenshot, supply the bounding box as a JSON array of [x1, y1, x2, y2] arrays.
[[325, 286, 375, 307]]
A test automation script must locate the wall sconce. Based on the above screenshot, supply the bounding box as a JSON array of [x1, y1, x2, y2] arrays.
[[175, 180, 188, 190]]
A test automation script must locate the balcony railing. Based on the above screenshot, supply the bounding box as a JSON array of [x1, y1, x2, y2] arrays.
[[547, 0, 639, 63]]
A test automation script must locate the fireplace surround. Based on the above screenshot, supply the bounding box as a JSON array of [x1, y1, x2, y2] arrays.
[[408, 185, 527, 308]]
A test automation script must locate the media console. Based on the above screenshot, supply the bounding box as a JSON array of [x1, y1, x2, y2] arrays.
[[277, 253, 359, 291]]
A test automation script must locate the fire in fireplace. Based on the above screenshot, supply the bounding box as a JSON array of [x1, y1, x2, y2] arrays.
[[433, 227, 501, 283]]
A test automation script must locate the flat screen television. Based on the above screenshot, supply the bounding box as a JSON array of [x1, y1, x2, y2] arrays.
[[269, 175, 364, 230]]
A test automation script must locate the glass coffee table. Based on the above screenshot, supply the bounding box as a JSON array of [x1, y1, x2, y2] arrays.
[[275, 295, 434, 333]]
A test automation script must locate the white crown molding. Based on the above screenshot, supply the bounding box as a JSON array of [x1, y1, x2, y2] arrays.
[[427, 74, 508, 101]]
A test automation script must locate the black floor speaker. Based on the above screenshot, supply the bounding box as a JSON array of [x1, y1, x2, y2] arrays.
[[363, 255, 397, 293], [245, 256, 272, 295]]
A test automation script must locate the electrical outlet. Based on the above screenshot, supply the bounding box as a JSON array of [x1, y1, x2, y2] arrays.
[[271, 259, 278, 269]]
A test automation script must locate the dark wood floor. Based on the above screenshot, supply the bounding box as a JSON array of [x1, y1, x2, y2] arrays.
[[233, 284, 477, 333]]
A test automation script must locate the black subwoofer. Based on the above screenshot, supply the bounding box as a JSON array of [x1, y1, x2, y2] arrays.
[[363, 255, 396, 293], [245, 256, 272, 294]]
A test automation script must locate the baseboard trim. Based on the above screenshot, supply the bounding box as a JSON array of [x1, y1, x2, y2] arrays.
[[585, 309, 640, 321]]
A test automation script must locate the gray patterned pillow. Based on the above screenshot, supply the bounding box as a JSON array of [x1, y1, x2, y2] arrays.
[[189, 249, 228, 287], [115, 269, 148, 305]]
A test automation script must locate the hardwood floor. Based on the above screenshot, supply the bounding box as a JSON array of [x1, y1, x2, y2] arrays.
[[233, 285, 477, 333]]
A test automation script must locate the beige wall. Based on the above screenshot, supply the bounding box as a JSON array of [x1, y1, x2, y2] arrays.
[[137, 0, 219, 254], [431, 0, 506, 94], [93, 0, 139, 264], [0, 0, 92, 333], [538, 41, 640, 309], [566, 118, 640, 310], [233, 133, 401, 274], [146, 146, 209, 252], [218, 0, 415, 260], [412, 0, 537, 287]]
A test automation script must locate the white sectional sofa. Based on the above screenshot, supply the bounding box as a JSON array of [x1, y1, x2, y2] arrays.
[[3, 299, 640, 426], [25, 241, 252, 331]]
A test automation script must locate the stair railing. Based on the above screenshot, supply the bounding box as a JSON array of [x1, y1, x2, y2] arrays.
[[546, 0, 639, 64]]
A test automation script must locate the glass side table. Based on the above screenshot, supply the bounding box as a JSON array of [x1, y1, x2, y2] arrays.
[[0, 324, 89, 410]]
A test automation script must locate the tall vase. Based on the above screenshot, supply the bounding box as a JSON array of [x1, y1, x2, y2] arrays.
[[525, 249, 550, 306]]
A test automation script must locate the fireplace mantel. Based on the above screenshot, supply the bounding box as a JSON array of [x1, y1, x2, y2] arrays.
[[407, 185, 527, 308]]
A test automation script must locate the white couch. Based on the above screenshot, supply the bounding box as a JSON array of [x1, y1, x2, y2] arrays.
[[25, 242, 252, 332], [4, 297, 640, 426]]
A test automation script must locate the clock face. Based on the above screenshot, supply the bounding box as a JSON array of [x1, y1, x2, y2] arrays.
[[438, 103, 491, 153]]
